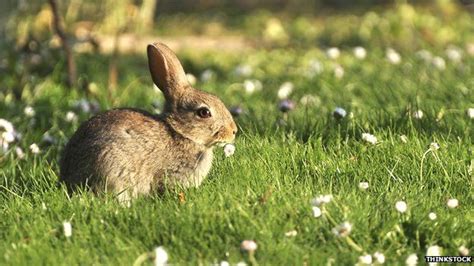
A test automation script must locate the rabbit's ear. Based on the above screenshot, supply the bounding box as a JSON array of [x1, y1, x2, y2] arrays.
[[147, 42, 189, 101]]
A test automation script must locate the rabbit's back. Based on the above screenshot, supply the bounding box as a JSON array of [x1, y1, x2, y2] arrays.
[[60, 108, 204, 197]]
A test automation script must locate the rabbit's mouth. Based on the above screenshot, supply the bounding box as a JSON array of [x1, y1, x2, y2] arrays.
[[216, 142, 232, 147], [208, 139, 235, 148]]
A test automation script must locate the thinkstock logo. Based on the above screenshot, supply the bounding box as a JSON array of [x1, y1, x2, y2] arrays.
[[425, 256, 472, 263]]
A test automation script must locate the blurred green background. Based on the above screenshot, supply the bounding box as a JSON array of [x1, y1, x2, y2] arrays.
[[0, 0, 473, 101]]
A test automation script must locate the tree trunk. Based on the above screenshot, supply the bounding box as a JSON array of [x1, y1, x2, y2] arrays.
[[48, 0, 77, 88], [139, 0, 158, 30]]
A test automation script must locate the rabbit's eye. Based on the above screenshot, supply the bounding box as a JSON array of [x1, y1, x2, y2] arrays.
[[196, 107, 212, 118]]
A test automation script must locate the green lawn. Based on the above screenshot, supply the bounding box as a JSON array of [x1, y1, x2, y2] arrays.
[[1, 11, 474, 265]]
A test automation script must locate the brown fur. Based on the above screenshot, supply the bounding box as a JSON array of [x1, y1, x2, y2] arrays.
[[59, 42, 237, 201]]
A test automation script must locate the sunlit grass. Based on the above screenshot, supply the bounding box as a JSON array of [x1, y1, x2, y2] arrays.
[[0, 44, 473, 265]]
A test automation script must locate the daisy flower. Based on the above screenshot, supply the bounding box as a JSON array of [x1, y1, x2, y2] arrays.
[[63, 221, 72, 238], [458, 245, 469, 256], [412, 110, 424, 119], [405, 253, 418, 266], [362, 133, 377, 145], [426, 245, 442, 256], [373, 251, 385, 264], [241, 240, 257, 252], [29, 143, 40, 154], [223, 144, 236, 157], [278, 82, 294, 99], [358, 182, 369, 190], [154, 246, 168, 266], [312, 206, 322, 218], [311, 194, 333, 206], [333, 107, 347, 119], [326, 47, 340, 59], [65, 111, 78, 122], [285, 230, 297, 237], [386, 48, 401, 64], [429, 142, 440, 151], [358, 254, 372, 265], [395, 201, 408, 213], [24, 106, 36, 117], [467, 108, 474, 119], [353, 47, 367, 59], [447, 198, 459, 209], [334, 65, 344, 79], [332, 221, 352, 237]]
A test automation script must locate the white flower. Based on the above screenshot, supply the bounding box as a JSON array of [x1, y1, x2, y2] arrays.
[[467, 108, 474, 119], [278, 82, 294, 99], [447, 198, 459, 208], [358, 182, 369, 190], [445, 47, 462, 62], [236, 262, 247, 266], [285, 230, 297, 237], [241, 240, 257, 252], [243, 79, 262, 94], [334, 65, 344, 79], [223, 144, 235, 157], [458, 245, 469, 256], [154, 246, 168, 266], [65, 111, 78, 122], [235, 64, 253, 77], [186, 73, 197, 85], [373, 252, 385, 264], [358, 254, 372, 265], [429, 142, 440, 151], [0, 118, 14, 133], [15, 147, 25, 159], [311, 194, 333, 206], [353, 46, 367, 59], [331, 221, 352, 237], [220, 261, 230, 266], [24, 106, 36, 117], [201, 69, 215, 82], [2, 131, 15, 143], [312, 206, 322, 217], [395, 201, 408, 213], [405, 253, 418, 266], [386, 48, 401, 64], [431, 56, 446, 70], [426, 245, 442, 256], [63, 221, 72, 238], [412, 110, 424, 119], [29, 143, 40, 154], [428, 212, 437, 220], [326, 47, 340, 59], [333, 107, 347, 118], [400, 135, 408, 143], [362, 133, 377, 145]]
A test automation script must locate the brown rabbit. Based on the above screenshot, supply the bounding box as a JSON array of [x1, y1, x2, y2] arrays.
[[60, 42, 237, 202]]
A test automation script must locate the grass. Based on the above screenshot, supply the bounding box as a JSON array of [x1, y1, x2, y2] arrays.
[[1, 18, 474, 266]]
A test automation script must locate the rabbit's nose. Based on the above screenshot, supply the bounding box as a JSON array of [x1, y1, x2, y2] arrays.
[[231, 123, 238, 135]]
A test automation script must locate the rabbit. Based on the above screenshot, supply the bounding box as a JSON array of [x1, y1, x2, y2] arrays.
[[60, 42, 237, 202]]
